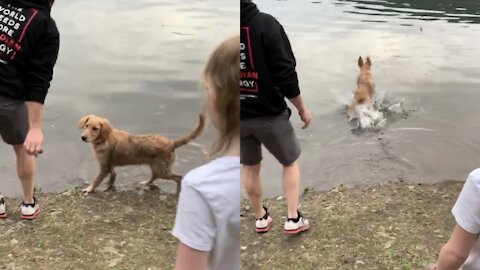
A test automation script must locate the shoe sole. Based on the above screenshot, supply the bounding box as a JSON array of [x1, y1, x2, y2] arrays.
[[21, 209, 39, 220], [284, 225, 310, 235], [255, 219, 273, 234]]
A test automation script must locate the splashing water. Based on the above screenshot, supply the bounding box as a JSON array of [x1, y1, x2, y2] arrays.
[[348, 90, 410, 132], [353, 104, 386, 131]]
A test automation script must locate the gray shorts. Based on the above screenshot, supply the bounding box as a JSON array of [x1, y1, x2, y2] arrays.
[[241, 109, 301, 166], [0, 96, 28, 145]]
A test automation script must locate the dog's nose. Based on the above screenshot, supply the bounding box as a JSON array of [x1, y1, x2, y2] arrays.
[[81, 136, 87, 142]]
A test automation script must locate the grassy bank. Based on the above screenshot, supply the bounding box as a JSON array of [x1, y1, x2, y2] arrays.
[[241, 181, 462, 270], [0, 181, 462, 269], [0, 188, 178, 270]]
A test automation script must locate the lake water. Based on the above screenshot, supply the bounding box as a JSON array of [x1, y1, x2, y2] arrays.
[[0, 0, 238, 196], [2, 0, 480, 198], [255, 0, 480, 196]]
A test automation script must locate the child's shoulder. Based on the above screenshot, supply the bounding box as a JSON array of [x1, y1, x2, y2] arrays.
[[469, 168, 480, 182], [183, 162, 215, 185], [465, 169, 480, 190], [183, 157, 240, 187]]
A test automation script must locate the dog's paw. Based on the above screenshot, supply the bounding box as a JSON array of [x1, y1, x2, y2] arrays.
[[149, 185, 159, 190], [82, 186, 95, 195], [104, 186, 116, 193], [140, 180, 153, 186]]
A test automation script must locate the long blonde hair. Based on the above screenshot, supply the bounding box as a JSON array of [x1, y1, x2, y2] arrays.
[[203, 36, 240, 155]]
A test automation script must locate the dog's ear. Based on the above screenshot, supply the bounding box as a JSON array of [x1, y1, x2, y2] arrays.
[[358, 56, 364, 68], [99, 119, 112, 141], [78, 115, 93, 129], [366, 57, 372, 67]]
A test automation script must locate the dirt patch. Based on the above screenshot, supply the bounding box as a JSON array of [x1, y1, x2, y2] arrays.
[[0, 188, 179, 270], [241, 181, 462, 270], [0, 181, 462, 269]]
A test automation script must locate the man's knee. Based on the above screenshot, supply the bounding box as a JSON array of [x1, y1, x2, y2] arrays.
[[242, 164, 262, 194], [283, 159, 299, 169], [242, 163, 261, 174], [13, 145, 34, 175], [13, 145, 33, 161], [241, 164, 261, 190], [13, 144, 24, 155]]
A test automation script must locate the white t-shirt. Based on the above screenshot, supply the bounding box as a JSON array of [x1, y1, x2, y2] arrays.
[[452, 168, 480, 269], [172, 156, 240, 270]]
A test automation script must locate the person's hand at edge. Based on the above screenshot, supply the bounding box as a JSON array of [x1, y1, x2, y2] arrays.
[[299, 108, 311, 129], [289, 95, 311, 129], [24, 127, 44, 156]]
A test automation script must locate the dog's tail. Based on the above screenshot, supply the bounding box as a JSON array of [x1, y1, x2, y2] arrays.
[[173, 114, 206, 149]]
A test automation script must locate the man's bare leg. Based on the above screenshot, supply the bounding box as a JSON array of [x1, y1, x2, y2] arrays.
[[283, 160, 300, 219], [242, 163, 265, 218], [13, 145, 35, 204]]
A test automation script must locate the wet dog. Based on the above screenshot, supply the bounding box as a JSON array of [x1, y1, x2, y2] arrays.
[[347, 56, 377, 129], [347, 56, 375, 120], [78, 113, 205, 195]]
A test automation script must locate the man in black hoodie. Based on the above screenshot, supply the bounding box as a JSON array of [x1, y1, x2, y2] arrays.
[[241, 0, 311, 235], [0, 0, 59, 220]]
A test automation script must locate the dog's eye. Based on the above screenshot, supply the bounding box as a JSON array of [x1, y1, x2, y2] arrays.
[[86, 124, 89, 128], [92, 127, 99, 131]]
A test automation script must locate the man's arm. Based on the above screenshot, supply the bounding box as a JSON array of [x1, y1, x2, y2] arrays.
[[289, 95, 311, 129], [25, 29, 60, 104], [24, 102, 44, 155], [265, 20, 300, 100], [265, 19, 311, 128], [26, 102, 43, 130], [23, 24, 59, 155]]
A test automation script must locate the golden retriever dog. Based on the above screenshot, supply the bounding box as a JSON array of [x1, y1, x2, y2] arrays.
[[78, 113, 205, 195], [347, 56, 376, 122]]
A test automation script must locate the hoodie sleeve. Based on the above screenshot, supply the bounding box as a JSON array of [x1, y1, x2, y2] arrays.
[[25, 23, 60, 104], [264, 18, 300, 99]]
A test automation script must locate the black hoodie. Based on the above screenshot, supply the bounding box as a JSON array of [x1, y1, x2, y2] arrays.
[[0, 0, 59, 104], [240, 3, 300, 120]]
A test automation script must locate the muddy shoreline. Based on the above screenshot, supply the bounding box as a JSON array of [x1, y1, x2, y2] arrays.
[[0, 181, 462, 269], [0, 188, 179, 270], [241, 181, 462, 270]]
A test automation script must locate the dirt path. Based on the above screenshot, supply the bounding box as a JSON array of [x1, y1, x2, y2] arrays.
[[0, 189, 178, 270], [0, 181, 462, 269], [241, 182, 462, 270]]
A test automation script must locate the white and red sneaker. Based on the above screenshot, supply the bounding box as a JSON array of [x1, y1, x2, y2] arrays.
[[0, 196, 6, 219], [20, 197, 39, 220], [284, 211, 310, 235], [255, 206, 273, 233]]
